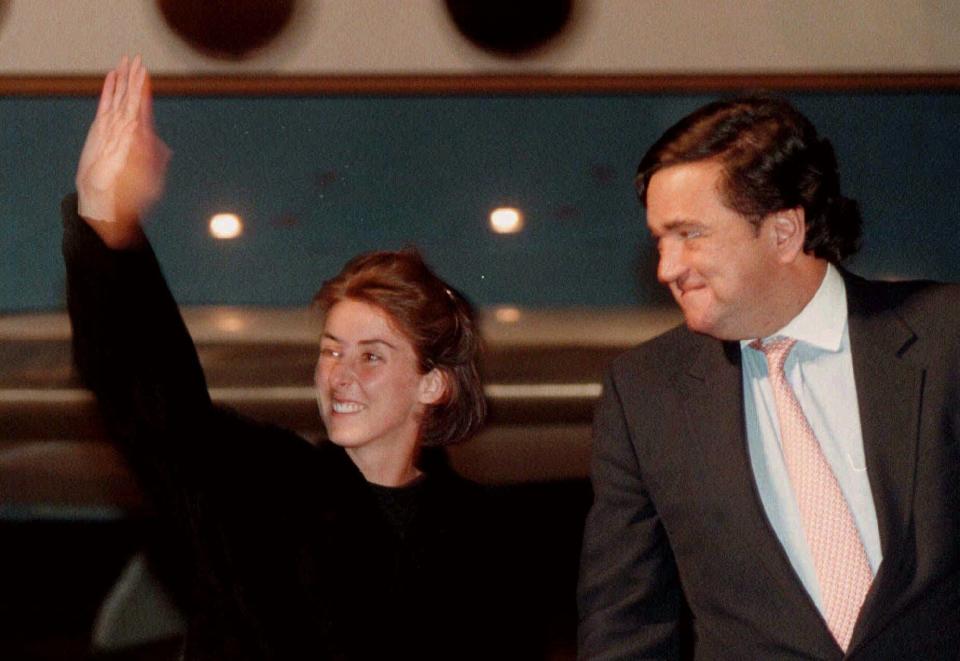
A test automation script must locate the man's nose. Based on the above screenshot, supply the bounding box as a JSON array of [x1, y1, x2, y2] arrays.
[[656, 240, 683, 284]]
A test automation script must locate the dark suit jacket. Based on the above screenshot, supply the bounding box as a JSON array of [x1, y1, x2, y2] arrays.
[[578, 271, 960, 660]]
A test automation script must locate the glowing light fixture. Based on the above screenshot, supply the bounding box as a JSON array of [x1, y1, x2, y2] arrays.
[[489, 207, 524, 234], [214, 311, 245, 334], [209, 213, 243, 240], [494, 306, 522, 323]]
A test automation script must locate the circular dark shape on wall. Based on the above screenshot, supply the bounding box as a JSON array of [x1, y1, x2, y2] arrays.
[[157, 0, 296, 60], [445, 0, 573, 56]]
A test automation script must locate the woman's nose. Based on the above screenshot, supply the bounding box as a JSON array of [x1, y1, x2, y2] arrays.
[[327, 357, 356, 386]]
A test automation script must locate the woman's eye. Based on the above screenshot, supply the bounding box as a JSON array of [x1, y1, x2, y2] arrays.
[[320, 347, 339, 358], [363, 353, 382, 363]]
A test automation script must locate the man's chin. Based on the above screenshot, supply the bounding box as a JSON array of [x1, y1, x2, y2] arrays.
[[679, 307, 706, 332], [681, 312, 727, 340], [684, 318, 748, 342], [684, 319, 716, 337]]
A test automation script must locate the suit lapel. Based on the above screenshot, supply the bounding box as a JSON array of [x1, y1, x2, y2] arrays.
[[680, 338, 825, 620], [844, 275, 924, 643]]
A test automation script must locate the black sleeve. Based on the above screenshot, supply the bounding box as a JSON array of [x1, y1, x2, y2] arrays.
[[62, 192, 216, 499], [577, 370, 683, 660]]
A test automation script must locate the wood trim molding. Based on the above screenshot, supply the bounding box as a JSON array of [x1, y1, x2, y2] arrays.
[[1, 72, 959, 96]]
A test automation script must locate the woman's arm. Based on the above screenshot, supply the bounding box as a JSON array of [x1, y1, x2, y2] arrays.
[[64, 57, 211, 485]]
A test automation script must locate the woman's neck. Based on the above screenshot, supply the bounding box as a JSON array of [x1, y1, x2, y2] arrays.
[[346, 444, 421, 487]]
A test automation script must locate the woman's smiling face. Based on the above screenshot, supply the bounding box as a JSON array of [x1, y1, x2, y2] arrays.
[[315, 298, 435, 462]]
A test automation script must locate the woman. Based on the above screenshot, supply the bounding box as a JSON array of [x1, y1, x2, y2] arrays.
[[66, 56, 528, 659]]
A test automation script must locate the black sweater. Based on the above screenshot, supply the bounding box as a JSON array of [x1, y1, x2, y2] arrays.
[[62, 195, 530, 659]]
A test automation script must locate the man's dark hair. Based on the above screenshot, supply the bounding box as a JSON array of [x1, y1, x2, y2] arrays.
[[636, 97, 862, 263]]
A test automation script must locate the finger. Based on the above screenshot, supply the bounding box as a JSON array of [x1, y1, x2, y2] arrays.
[[139, 69, 156, 128], [123, 59, 147, 123], [96, 70, 117, 118], [128, 54, 143, 93], [112, 55, 129, 112]]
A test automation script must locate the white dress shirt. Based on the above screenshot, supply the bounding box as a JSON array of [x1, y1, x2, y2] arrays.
[[740, 263, 883, 614]]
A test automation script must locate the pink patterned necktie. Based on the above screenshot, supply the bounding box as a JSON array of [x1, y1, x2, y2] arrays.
[[753, 337, 873, 651]]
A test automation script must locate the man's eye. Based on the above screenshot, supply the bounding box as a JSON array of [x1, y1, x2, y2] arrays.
[[320, 347, 340, 358], [363, 353, 382, 363], [679, 229, 702, 240]]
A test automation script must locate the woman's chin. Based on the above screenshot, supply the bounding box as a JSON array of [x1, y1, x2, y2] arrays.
[[325, 431, 358, 448]]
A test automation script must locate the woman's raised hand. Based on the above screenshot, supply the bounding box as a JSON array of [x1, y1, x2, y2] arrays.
[[75, 55, 170, 247]]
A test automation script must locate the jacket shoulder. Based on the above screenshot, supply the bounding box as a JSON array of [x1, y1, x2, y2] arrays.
[[846, 273, 960, 338], [607, 322, 707, 382]]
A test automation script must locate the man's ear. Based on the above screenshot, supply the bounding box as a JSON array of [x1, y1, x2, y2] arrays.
[[770, 207, 806, 263], [418, 368, 449, 406]]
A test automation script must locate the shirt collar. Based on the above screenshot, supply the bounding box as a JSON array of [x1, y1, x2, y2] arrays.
[[741, 263, 848, 353]]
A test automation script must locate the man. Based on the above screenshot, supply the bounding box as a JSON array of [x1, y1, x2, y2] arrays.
[[578, 97, 960, 659]]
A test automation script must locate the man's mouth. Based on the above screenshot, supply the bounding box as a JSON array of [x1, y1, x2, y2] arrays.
[[675, 282, 705, 298]]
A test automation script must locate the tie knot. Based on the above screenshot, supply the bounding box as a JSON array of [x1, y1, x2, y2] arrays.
[[751, 337, 797, 373]]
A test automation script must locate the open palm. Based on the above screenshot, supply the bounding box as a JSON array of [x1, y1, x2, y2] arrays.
[[76, 55, 169, 245]]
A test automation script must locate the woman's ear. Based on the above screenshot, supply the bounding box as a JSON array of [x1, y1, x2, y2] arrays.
[[418, 368, 449, 406]]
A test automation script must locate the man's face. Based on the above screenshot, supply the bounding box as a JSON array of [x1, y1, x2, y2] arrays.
[[646, 160, 782, 340]]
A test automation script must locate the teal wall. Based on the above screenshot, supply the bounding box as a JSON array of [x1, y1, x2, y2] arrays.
[[1, 92, 958, 311]]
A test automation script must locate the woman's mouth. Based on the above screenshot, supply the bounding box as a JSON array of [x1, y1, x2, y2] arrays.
[[332, 400, 365, 414]]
